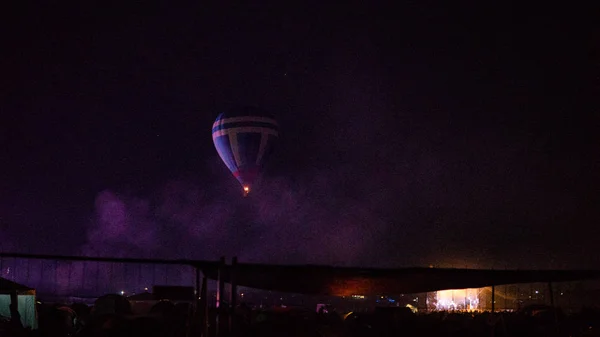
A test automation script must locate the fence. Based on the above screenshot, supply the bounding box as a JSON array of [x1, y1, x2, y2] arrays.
[[0, 254, 200, 301], [1, 253, 599, 312]]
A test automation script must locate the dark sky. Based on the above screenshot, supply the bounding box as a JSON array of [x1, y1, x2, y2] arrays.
[[1, 3, 598, 269]]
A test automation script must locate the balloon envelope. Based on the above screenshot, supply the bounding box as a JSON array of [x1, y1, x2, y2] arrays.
[[212, 107, 279, 195]]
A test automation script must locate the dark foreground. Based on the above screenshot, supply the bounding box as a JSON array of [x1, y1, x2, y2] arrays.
[[2, 298, 600, 337]]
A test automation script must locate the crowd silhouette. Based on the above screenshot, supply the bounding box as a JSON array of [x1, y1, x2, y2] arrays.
[[2, 293, 600, 337]]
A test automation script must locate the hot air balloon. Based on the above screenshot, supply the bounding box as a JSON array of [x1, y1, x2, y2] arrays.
[[212, 106, 279, 196]]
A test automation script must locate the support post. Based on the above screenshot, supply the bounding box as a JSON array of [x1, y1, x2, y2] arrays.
[[9, 290, 21, 329], [229, 257, 238, 335], [216, 257, 226, 337], [193, 266, 201, 337], [195, 267, 201, 304], [549, 282, 559, 334], [504, 285, 508, 311], [490, 285, 496, 337], [9, 291, 18, 312], [201, 274, 208, 337], [217, 257, 225, 308], [548, 281, 555, 307], [491, 285, 495, 312]]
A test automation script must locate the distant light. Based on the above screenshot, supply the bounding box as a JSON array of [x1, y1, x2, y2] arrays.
[[435, 289, 480, 312], [242, 186, 250, 196], [535, 291, 539, 294], [144, 287, 148, 291], [560, 293, 564, 295], [241, 293, 244, 297], [120, 290, 125, 295]]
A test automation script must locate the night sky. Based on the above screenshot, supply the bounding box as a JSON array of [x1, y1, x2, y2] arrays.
[[1, 3, 598, 269]]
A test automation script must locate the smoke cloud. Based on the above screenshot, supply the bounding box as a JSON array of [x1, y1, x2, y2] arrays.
[[79, 164, 387, 267]]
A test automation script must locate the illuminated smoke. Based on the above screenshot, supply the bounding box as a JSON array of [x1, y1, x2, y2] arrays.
[[78, 167, 386, 267], [81, 190, 161, 258], [31, 165, 390, 295]]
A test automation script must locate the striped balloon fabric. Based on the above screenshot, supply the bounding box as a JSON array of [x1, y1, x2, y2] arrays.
[[212, 107, 279, 196]]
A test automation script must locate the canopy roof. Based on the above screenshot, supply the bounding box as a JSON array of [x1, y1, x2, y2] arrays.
[[0, 277, 35, 295], [2, 252, 599, 296], [202, 264, 600, 296]]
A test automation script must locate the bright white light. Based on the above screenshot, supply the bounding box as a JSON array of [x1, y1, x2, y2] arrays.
[[120, 290, 125, 295], [535, 290, 539, 294], [435, 289, 480, 311]]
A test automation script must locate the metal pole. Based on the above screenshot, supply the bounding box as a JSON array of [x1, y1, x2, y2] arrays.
[[196, 266, 202, 336], [201, 274, 208, 337], [196, 267, 201, 305], [504, 284, 508, 311], [491, 285, 495, 312], [229, 257, 238, 335], [548, 282, 555, 307], [193, 266, 201, 337], [549, 282, 559, 334], [216, 257, 225, 308], [10, 290, 18, 323], [216, 257, 226, 337], [490, 285, 496, 337]]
